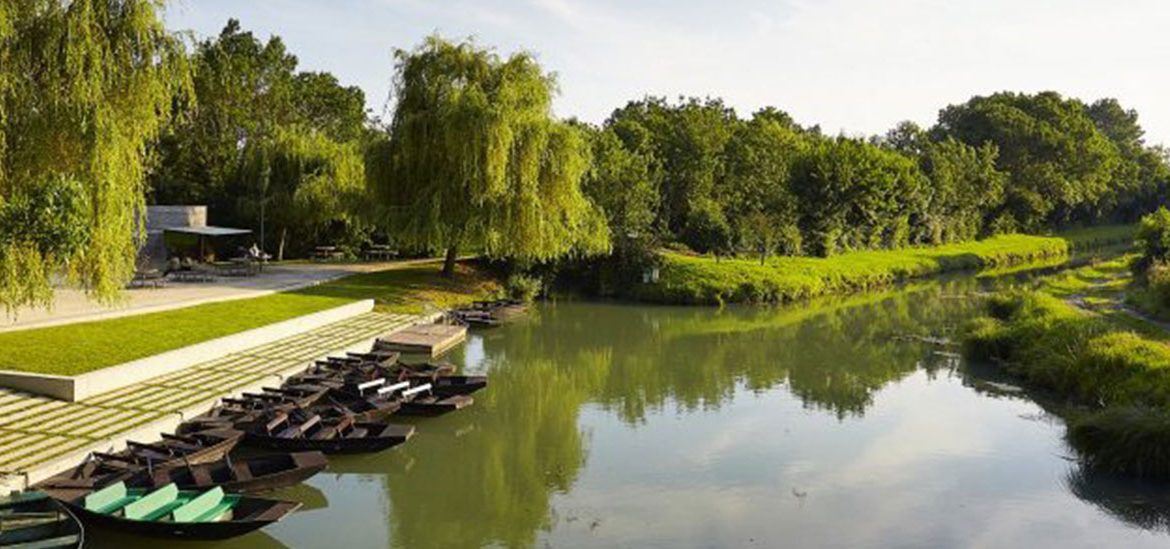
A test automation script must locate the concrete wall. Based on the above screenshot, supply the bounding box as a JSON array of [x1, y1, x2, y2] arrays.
[[140, 205, 207, 267], [0, 299, 375, 401]]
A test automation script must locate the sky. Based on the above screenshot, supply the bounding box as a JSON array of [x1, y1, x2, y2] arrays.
[[164, 0, 1170, 144]]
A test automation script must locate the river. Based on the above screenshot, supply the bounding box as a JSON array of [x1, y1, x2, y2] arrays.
[[91, 273, 1170, 548]]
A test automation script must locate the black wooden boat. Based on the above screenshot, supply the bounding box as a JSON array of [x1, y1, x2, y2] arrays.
[[91, 429, 242, 468], [48, 482, 299, 540], [345, 350, 401, 366], [236, 411, 415, 454], [127, 452, 328, 494], [396, 383, 474, 416], [0, 491, 83, 548], [178, 402, 289, 434], [38, 452, 328, 495]]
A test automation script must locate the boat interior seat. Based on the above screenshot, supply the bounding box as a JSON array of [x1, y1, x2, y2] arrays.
[[85, 483, 135, 515], [172, 487, 231, 523], [278, 415, 320, 439], [189, 467, 214, 486], [347, 427, 369, 438], [123, 484, 180, 520], [231, 462, 253, 481]]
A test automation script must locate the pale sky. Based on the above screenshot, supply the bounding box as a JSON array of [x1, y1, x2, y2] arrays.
[[165, 0, 1170, 145]]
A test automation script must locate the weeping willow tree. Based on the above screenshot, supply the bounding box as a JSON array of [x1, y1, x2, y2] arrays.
[[0, 0, 188, 313], [237, 125, 367, 260], [380, 36, 609, 276]]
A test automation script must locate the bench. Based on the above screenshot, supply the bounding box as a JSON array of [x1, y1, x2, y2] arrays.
[[356, 378, 386, 395], [376, 381, 411, 397], [84, 482, 136, 515], [401, 383, 433, 399], [172, 487, 233, 523], [122, 484, 181, 521]]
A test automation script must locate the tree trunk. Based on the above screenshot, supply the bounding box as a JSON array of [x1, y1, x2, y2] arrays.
[[277, 227, 287, 262], [442, 245, 458, 278]]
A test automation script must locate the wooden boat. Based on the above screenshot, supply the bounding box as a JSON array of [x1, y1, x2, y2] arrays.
[[127, 452, 328, 494], [396, 383, 474, 416], [49, 481, 299, 540], [236, 411, 415, 454], [415, 374, 488, 397], [268, 384, 402, 423], [38, 452, 327, 496], [345, 350, 401, 366], [179, 402, 290, 434], [92, 429, 242, 469], [0, 491, 83, 548]]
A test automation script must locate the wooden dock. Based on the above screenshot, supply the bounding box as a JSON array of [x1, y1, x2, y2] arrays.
[[375, 323, 467, 357]]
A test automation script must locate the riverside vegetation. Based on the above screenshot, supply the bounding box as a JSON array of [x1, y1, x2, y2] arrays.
[[963, 209, 1170, 479], [3, 3, 1170, 313]]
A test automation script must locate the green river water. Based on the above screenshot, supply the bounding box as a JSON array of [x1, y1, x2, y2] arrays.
[[89, 273, 1170, 548]]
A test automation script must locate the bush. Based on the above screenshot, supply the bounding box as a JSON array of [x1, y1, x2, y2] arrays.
[[1068, 407, 1170, 479], [1146, 262, 1170, 309], [1135, 207, 1170, 273], [963, 290, 1170, 478], [505, 273, 542, 303]]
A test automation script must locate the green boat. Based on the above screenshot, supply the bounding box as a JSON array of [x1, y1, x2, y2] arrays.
[[0, 491, 83, 548], [48, 481, 300, 540]]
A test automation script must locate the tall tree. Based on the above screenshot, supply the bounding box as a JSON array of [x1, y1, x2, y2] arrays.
[[150, 18, 369, 251], [0, 0, 188, 312], [933, 91, 1119, 230], [379, 36, 608, 276]]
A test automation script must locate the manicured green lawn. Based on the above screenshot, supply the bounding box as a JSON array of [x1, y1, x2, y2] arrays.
[[292, 262, 499, 314], [0, 262, 498, 376], [638, 227, 1133, 305], [0, 293, 351, 376]]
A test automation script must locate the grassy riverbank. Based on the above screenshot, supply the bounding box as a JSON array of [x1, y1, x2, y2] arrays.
[[965, 290, 1170, 478], [0, 262, 497, 376], [636, 229, 1124, 305]]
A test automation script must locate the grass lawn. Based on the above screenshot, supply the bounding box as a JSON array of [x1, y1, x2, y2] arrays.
[[292, 262, 500, 314], [0, 262, 497, 376], [640, 233, 1078, 305]]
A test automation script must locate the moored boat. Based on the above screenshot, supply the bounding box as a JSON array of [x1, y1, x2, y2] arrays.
[[48, 482, 299, 540], [91, 429, 243, 469], [0, 491, 83, 548], [234, 411, 415, 454], [37, 452, 328, 495], [396, 383, 474, 416]]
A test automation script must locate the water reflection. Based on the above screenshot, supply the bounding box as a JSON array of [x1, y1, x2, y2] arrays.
[[89, 267, 1170, 548]]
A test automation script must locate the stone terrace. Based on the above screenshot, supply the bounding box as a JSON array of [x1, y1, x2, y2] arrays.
[[0, 311, 417, 491]]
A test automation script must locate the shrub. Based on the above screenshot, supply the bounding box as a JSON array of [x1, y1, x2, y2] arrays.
[[1135, 207, 1170, 273], [505, 273, 542, 303], [1068, 407, 1170, 479]]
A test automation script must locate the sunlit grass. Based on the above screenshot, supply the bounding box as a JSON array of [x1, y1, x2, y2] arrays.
[[643, 233, 1073, 305], [0, 262, 498, 376]]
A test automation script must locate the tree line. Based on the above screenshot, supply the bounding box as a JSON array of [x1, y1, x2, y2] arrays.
[[587, 93, 1168, 264], [2, 2, 1168, 311]]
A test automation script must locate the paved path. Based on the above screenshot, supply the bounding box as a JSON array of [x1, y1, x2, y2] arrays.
[[0, 311, 418, 491], [0, 258, 444, 333]]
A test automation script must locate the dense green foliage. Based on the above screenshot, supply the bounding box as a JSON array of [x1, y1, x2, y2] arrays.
[[2, 13, 1168, 312], [583, 92, 1168, 274], [0, 0, 187, 312], [374, 36, 609, 275], [149, 19, 370, 258], [638, 233, 1070, 305], [964, 291, 1170, 478], [1135, 207, 1170, 271]]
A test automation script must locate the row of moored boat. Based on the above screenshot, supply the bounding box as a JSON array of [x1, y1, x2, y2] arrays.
[[5, 346, 487, 544]]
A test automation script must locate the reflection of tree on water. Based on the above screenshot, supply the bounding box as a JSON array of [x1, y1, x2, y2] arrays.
[[490, 278, 985, 422], [374, 276, 1002, 548], [378, 355, 606, 549], [1067, 467, 1170, 532]]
